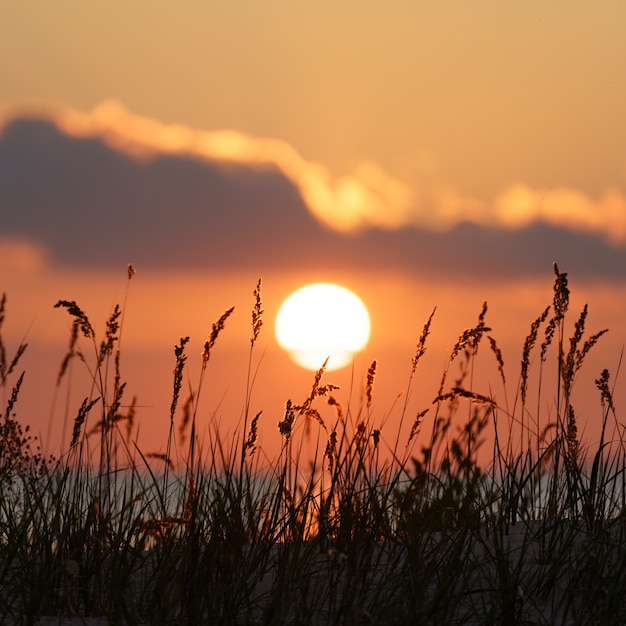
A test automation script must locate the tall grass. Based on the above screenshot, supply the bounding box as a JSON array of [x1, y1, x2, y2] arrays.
[[1, 263, 625, 625]]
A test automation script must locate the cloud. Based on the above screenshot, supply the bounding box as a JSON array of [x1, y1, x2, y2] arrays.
[[0, 100, 415, 234], [493, 184, 626, 245], [4, 100, 625, 246], [1, 100, 626, 279]]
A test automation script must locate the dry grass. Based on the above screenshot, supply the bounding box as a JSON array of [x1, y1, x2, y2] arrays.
[[1, 264, 625, 625]]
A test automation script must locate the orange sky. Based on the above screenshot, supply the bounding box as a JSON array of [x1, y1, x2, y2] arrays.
[[1, 1, 625, 465], [2, 261, 623, 466]]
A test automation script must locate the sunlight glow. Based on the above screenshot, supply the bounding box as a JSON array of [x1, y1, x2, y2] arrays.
[[275, 283, 371, 371]]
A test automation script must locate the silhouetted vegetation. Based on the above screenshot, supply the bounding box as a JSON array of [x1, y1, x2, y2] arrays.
[[1, 264, 624, 625]]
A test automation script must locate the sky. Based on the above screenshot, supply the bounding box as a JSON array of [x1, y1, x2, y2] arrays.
[[1, 1, 625, 463]]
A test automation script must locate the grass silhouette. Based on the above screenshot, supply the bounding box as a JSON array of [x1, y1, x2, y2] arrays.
[[1, 263, 625, 624]]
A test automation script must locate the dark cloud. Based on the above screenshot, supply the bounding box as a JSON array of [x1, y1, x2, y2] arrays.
[[0, 118, 320, 268], [1, 116, 625, 279]]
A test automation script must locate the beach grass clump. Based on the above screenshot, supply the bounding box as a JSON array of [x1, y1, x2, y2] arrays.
[[1, 263, 625, 624]]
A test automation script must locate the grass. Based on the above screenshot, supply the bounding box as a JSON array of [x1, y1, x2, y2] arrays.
[[1, 263, 625, 625]]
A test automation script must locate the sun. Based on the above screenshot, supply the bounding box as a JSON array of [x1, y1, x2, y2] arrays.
[[275, 283, 371, 371]]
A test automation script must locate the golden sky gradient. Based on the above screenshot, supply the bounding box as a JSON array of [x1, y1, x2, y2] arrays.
[[1, 1, 625, 462]]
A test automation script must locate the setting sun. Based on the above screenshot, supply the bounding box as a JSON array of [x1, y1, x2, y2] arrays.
[[275, 283, 371, 371]]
